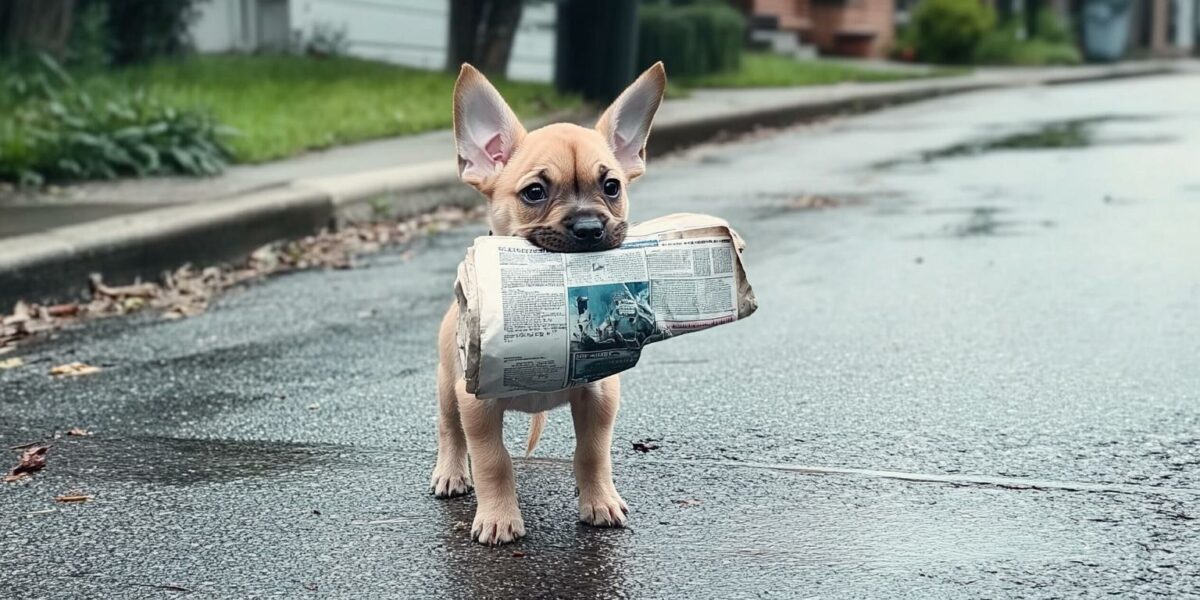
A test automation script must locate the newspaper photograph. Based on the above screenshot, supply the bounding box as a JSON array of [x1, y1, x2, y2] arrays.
[[456, 213, 756, 399]]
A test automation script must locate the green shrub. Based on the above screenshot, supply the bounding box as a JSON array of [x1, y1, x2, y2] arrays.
[[0, 55, 233, 186], [638, 2, 743, 76], [639, 5, 700, 75], [1034, 8, 1074, 45], [1009, 38, 1082, 65], [972, 21, 1023, 64], [974, 20, 1081, 65], [910, 0, 995, 64], [677, 3, 744, 73]]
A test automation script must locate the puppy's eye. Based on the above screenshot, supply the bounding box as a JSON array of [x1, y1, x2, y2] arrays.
[[520, 183, 548, 205], [602, 178, 621, 199]]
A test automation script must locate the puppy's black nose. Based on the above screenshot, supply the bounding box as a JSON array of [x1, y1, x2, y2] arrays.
[[570, 217, 606, 243]]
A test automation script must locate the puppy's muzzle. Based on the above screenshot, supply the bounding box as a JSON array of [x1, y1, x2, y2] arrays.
[[525, 217, 627, 253]]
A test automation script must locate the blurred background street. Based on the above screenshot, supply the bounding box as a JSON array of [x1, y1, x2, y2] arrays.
[[2, 0, 1200, 598]]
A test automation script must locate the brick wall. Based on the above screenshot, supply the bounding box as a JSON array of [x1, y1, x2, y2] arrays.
[[742, 0, 896, 58]]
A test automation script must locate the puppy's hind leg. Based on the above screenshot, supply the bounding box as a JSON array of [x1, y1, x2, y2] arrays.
[[571, 376, 628, 527], [430, 361, 472, 498]]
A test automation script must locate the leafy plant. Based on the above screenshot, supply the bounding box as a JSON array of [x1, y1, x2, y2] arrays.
[[291, 22, 351, 58], [0, 55, 234, 186], [910, 0, 996, 64]]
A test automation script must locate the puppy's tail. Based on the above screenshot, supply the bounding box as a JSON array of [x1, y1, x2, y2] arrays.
[[525, 412, 548, 457]]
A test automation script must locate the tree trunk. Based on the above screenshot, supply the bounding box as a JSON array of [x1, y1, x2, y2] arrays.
[[2, 0, 76, 59], [476, 0, 523, 76], [1025, 0, 1043, 37], [446, 0, 485, 71], [445, 0, 523, 77]]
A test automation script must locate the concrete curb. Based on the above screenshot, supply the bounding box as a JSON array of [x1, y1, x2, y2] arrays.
[[0, 62, 1184, 307], [0, 186, 331, 305]]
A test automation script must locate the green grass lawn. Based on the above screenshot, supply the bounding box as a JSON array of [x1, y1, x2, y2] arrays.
[[84, 54, 581, 163], [679, 52, 966, 88], [5, 52, 963, 172]]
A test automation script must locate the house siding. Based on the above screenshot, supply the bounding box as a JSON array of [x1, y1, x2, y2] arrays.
[[192, 0, 556, 81]]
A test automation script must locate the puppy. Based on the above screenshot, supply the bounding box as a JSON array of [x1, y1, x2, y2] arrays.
[[431, 62, 667, 545]]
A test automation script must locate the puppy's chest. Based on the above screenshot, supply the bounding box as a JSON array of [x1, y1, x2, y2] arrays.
[[499, 391, 575, 413]]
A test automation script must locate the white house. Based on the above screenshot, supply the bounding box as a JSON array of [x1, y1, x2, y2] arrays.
[[190, 0, 557, 81]]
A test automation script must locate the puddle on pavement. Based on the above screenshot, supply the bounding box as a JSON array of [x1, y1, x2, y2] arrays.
[[915, 206, 1055, 238], [751, 191, 877, 220], [49, 435, 339, 486], [874, 115, 1170, 169]]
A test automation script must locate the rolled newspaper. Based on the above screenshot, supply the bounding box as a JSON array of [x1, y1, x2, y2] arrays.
[[455, 213, 756, 399]]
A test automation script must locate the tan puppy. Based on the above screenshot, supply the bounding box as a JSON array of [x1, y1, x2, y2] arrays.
[[431, 62, 666, 545]]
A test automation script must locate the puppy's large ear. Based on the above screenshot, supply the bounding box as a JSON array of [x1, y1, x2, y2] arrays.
[[453, 64, 526, 190], [596, 62, 666, 181]]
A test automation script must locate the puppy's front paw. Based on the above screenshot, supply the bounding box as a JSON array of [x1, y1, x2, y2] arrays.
[[579, 489, 629, 528], [471, 506, 526, 545], [430, 467, 473, 499]]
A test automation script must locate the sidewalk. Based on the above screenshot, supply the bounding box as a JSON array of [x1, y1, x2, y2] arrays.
[[0, 60, 1193, 305]]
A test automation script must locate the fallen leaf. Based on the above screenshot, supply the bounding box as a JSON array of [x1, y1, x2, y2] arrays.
[[55, 493, 93, 503], [66, 427, 92, 437], [45, 303, 79, 318], [5, 445, 48, 482], [0, 357, 23, 370], [3, 301, 31, 326], [632, 438, 660, 453], [49, 362, 101, 377], [89, 274, 158, 299], [511, 551, 526, 558], [788, 194, 845, 210]]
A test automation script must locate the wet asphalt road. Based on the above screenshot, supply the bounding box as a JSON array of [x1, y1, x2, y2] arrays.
[[3, 74, 1200, 599]]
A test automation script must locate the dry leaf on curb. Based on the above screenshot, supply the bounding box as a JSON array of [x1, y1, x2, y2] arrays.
[[0, 357, 23, 370], [3, 301, 31, 326], [45, 304, 79, 318], [5, 445, 48, 482], [49, 362, 101, 377], [89, 274, 158, 299], [66, 427, 92, 437], [55, 493, 93, 503], [1, 206, 487, 350]]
